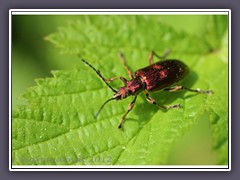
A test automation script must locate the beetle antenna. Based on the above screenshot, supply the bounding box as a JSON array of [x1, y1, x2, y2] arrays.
[[82, 59, 117, 93], [94, 97, 115, 118]]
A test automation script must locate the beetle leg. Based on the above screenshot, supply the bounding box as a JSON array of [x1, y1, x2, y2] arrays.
[[148, 51, 154, 65], [104, 76, 128, 85], [118, 95, 138, 128], [118, 51, 134, 79], [164, 86, 213, 94], [149, 49, 171, 65], [145, 93, 180, 110]]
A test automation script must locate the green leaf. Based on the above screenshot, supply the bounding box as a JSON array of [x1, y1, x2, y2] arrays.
[[12, 15, 228, 165], [204, 15, 228, 51]]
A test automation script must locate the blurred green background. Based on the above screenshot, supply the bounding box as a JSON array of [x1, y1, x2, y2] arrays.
[[12, 15, 217, 165]]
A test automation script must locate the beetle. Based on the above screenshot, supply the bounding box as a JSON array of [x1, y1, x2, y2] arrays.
[[82, 50, 213, 128]]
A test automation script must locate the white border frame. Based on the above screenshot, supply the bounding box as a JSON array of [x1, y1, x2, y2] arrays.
[[9, 9, 231, 171]]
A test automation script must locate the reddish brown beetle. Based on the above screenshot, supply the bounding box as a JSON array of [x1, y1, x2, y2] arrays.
[[82, 50, 212, 128]]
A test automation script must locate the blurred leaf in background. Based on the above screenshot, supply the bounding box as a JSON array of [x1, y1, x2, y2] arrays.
[[12, 15, 80, 109], [12, 14, 228, 165]]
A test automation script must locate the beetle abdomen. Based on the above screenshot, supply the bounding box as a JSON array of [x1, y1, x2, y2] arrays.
[[135, 60, 189, 92]]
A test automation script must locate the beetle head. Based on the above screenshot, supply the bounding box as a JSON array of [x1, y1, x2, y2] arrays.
[[94, 87, 130, 118], [113, 87, 129, 101]]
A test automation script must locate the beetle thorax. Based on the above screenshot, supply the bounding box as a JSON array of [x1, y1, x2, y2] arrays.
[[114, 77, 145, 100]]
